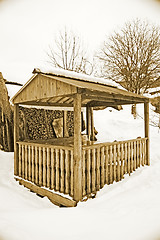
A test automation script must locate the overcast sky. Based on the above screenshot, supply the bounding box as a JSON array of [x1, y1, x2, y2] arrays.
[[0, 0, 160, 84]]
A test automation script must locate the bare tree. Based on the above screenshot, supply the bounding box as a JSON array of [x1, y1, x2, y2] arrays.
[[47, 27, 93, 75], [97, 19, 160, 95]]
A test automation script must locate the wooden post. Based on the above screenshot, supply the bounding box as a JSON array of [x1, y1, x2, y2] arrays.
[[144, 102, 150, 165], [90, 107, 95, 141], [73, 93, 82, 202], [86, 106, 91, 140], [63, 111, 68, 137], [14, 104, 19, 175]]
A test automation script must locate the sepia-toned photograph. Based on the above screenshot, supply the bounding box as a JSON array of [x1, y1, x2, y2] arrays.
[[0, 0, 160, 240]]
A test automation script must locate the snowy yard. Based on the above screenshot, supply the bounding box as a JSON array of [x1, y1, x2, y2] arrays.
[[0, 105, 160, 240]]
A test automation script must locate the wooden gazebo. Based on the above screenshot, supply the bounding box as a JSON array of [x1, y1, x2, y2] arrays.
[[12, 69, 150, 207]]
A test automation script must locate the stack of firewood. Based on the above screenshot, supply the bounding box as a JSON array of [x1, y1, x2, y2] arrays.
[[19, 107, 74, 140], [67, 111, 74, 136]]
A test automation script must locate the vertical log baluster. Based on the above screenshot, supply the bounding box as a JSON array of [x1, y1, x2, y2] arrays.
[[120, 143, 124, 180], [22, 145, 25, 179], [43, 147, 46, 187], [55, 148, 59, 191], [144, 139, 147, 165], [65, 149, 69, 194], [28, 145, 31, 181], [87, 149, 91, 194], [47, 148, 51, 188], [31, 146, 35, 183], [50, 148, 54, 190], [113, 145, 117, 182], [133, 141, 137, 171], [141, 140, 144, 166], [100, 147, 105, 188], [82, 149, 86, 197], [130, 142, 133, 173], [18, 144, 22, 177], [109, 145, 113, 184], [35, 146, 38, 184], [124, 143, 127, 174], [60, 149, 64, 193], [91, 148, 96, 193], [39, 146, 42, 186], [105, 146, 109, 184], [137, 140, 140, 167], [117, 144, 120, 181], [96, 147, 100, 191], [127, 142, 131, 175], [70, 150, 74, 197], [25, 145, 28, 180]]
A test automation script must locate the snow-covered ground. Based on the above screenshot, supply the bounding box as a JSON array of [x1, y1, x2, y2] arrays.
[[0, 104, 160, 240]]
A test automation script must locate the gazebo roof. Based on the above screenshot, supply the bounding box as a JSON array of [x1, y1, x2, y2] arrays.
[[12, 68, 149, 107]]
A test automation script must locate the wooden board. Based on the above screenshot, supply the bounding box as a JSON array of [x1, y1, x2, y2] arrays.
[[15, 177, 77, 207]]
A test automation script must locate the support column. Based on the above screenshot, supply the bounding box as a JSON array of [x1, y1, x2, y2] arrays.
[[90, 107, 95, 141], [144, 102, 150, 165], [86, 106, 91, 140], [63, 111, 68, 137], [73, 93, 82, 201], [14, 104, 19, 175]]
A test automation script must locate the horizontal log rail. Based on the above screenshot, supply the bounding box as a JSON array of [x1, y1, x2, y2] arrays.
[[82, 137, 147, 197]]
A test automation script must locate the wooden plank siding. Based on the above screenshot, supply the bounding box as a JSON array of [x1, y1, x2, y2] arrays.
[[13, 74, 77, 104]]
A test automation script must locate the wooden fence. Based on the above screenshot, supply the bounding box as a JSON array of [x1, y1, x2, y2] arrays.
[[16, 137, 147, 200], [17, 142, 74, 197], [82, 137, 147, 197]]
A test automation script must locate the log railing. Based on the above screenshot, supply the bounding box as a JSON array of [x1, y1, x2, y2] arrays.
[[82, 137, 147, 197], [17, 142, 74, 197], [16, 137, 147, 200]]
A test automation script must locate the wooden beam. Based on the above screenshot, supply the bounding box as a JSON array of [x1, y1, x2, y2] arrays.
[[15, 177, 77, 207], [18, 101, 74, 107], [81, 89, 147, 103], [73, 93, 82, 201], [144, 102, 150, 165], [14, 104, 19, 175], [88, 100, 145, 107]]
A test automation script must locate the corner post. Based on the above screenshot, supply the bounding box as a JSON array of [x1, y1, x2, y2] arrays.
[[73, 93, 82, 201], [90, 107, 95, 141], [86, 105, 91, 140], [14, 104, 19, 175], [144, 102, 150, 165]]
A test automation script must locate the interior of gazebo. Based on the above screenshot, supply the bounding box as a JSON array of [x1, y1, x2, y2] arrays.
[[12, 69, 150, 207]]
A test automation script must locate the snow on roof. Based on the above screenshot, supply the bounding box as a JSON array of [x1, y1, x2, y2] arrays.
[[146, 87, 160, 98], [33, 67, 122, 89]]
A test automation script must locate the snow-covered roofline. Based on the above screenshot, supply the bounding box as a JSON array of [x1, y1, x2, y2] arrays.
[[32, 67, 121, 89]]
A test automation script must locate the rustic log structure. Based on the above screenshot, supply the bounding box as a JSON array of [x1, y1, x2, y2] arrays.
[[12, 69, 150, 207]]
